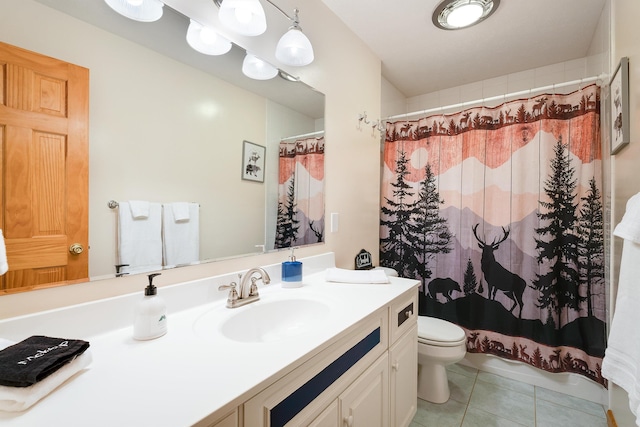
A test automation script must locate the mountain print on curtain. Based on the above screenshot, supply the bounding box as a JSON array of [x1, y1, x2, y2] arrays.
[[380, 85, 606, 386], [275, 136, 325, 249]]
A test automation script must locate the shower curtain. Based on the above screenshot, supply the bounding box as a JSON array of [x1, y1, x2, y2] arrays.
[[275, 136, 325, 249], [380, 85, 607, 386]]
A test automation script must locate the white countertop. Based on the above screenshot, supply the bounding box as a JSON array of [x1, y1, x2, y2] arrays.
[[0, 259, 418, 427]]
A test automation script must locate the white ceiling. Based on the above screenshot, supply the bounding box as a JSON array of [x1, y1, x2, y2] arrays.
[[320, 0, 607, 97]]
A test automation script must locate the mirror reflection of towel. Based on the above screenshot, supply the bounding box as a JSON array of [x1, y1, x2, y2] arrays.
[[118, 202, 163, 274], [0, 230, 7, 275], [162, 203, 199, 268]]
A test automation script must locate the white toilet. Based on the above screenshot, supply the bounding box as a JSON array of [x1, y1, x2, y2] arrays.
[[417, 316, 467, 403]]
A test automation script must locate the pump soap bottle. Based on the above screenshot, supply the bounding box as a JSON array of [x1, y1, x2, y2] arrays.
[[281, 247, 303, 288], [133, 273, 167, 340]]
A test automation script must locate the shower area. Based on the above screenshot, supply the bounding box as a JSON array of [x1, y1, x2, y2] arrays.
[[380, 60, 612, 404]]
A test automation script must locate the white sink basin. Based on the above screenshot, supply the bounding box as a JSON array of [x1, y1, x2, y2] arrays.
[[194, 296, 332, 343]]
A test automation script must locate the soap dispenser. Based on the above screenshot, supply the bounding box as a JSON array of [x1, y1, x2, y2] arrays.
[[281, 247, 303, 288], [133, 273, 167, 340]]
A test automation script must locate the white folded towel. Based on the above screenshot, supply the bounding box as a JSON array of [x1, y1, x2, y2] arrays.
[[118, 202, 163, 274], [128, 200, 150, 219], [602, 239, 640, 425], [0, 229, 8, 275], [614, 192, 640, 243], [0, 339, 92, 412], [162, 203, 199, 268], [325, 267, 390, 284], [171, 202, 191, 222]]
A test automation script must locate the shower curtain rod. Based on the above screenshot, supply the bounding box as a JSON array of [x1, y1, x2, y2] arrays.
[[384, 75, 603, 121], [280, 130, 325, 141]]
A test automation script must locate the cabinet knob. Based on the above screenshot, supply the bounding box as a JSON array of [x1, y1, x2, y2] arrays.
[[343, 415, 354, 427], [392, 361, 399, 371], [69, 243, 84, 255], [405, 309, 413, 317]]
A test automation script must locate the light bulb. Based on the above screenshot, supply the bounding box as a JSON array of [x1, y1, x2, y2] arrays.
[[199, 27, 217, 45], [446, 4, 483, 27], [234, 7, 252, 24]]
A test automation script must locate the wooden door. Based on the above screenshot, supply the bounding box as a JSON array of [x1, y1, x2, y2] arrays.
[[0, 42, 89, 293]]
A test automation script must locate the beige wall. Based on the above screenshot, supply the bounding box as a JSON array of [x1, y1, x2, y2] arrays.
[[0, 0, 381, 317], [609, 0, 640, 424]]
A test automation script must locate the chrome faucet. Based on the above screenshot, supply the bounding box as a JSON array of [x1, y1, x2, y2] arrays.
[[218, 267, 271, 308]]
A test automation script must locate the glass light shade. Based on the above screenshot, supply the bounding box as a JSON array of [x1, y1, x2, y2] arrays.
[[433, 0, 499, 30], [104, 0, 164, 22], [275, 27, 314, 67], [218, 0, 266, 36], [242, 54, 278, 80], [186, 20, 232, 56], [446, 4, 483, 27]]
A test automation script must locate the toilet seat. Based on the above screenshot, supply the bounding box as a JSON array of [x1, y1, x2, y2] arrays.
[[417, 316, 466, 347]]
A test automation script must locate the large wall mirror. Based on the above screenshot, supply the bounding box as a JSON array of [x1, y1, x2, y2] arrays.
[[14, 0, 325, 285]]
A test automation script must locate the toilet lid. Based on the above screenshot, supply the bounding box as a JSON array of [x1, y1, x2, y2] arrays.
[[417, 316, 466, 345]]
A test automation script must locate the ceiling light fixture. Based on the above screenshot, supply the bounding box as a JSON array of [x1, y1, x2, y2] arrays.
[[275, 9, 314, 67], [242, 53, 278, 80], [186, 20, 232, 55], [432, 0, 500, 30], [217, 0, 267, 36], [104, 0, 164, 22]]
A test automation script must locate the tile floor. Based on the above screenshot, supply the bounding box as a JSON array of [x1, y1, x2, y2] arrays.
[[410, 364, 608, 427]]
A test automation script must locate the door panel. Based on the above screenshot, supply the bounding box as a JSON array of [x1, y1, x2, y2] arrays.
[[0, 42, 89, 293]]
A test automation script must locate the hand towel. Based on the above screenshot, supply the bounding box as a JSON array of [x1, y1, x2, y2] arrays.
[[614, 192, 640, 243], [128, 200, 150, 219], [324, 267, 390, 284], [0, 336, 90, 388], [0, 339, 92, 412], [118, 202, 163, 274], [171, 202, 191, 222], [0, 229, 7, 275], [162, 203, 199, 268]]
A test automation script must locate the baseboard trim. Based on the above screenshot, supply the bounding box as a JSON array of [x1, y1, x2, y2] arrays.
[[607, 409, 618, 427]]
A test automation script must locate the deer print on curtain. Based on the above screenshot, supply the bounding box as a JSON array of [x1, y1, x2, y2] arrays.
[[380, 85, 607, 386], [275, 136, 325, 249]]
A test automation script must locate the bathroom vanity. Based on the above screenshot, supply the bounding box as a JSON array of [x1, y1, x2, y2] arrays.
[[0, 254, 419, 427]]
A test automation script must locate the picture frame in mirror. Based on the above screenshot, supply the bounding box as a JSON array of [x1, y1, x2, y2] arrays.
[[610, 56, 629, 155], [242, 140, 266, 183]]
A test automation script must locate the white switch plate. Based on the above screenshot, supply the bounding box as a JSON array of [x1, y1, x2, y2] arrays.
[[330, 212, 339, 233]]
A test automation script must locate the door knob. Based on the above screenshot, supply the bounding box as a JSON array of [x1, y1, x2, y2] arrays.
[[69, 243, 84, 255]]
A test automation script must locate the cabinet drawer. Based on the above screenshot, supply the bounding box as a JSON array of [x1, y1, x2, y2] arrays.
[[389, 289, 418, 344], [244, 308, 388, 427]]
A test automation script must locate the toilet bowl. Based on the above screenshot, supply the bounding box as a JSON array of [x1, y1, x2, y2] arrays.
[[417, 316, 467, 403]]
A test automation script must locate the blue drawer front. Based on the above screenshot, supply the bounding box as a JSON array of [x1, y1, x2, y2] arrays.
[[270, 327, 381, 427]]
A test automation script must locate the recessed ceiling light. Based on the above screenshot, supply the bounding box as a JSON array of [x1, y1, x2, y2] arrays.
[[432, 0, 500, 30]]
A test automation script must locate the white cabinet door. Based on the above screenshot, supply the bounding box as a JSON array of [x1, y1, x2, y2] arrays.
[[339, 353, 389, 427], [390, 324, 418, 427], [309, 400, 339, 427]]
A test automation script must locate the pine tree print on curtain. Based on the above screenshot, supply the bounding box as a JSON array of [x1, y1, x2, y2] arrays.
[[380, 85, 606, 386], [275, 136, 325, 249]]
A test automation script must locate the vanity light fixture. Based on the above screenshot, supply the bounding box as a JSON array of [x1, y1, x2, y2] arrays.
[[242, 53, 278, 80], [186, 20, 232, 55], [275, 9, 314, 67], [104, 0, 164, 22], [217, 0, 267, 36], [432, 0, 500, 30]]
